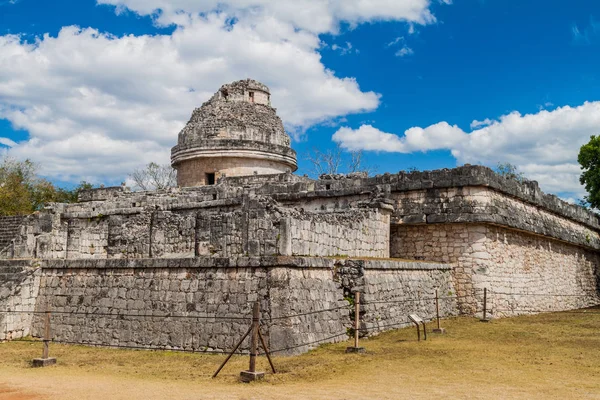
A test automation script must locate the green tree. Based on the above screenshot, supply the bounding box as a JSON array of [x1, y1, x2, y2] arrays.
[[54, 181, 94, 203], [578, 135, 600, 209], [0, 158, 38, 215], [0, 156, 90, 216]]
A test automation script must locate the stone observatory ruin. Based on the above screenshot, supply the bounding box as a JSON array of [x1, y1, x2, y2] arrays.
[[171, 79, 297, 187], [1, 79, 599, 354]]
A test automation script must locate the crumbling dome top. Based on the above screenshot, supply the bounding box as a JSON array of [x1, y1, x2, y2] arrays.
[[171, 79, 297, 187]]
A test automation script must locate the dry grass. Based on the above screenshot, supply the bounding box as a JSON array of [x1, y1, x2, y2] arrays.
[[1, 308, 599, 399]]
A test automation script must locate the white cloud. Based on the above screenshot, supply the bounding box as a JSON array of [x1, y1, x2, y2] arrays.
[[0, 15, 382, 183], [331, 41, 356, 55], [0, 137, 16, 147], [387, 36, 404, 47], [97, 0, 438, 33], [332, 125, 407, 151], [395, 46, 414, 57], [386, 35, 413, 57], [571, 17, 600, 45], [0, 0, 446, 184], [470, 118, 492, 129], [333, 102, 600, 198]]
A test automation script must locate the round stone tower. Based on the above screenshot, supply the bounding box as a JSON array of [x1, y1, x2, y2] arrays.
[[171, 79, 298, 187]]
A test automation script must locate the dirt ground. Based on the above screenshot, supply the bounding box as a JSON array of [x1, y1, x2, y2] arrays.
[[1, 309, 599, 400]]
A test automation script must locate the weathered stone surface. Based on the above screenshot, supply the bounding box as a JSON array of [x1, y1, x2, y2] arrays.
[[0, 216, 26, 255], [0, 259, 40, 341], [240, 370, 264, 382], [32, 357, 56, 367], [1, 79, 600, 355], [0, 257, 454, 354], [391, 223, 600, 316], [171, 79, 297, 187]]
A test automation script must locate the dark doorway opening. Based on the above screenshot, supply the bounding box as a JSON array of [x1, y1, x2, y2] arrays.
[[206, 173, 215, 185]]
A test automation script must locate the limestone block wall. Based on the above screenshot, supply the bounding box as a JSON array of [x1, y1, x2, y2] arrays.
[[151, 211, 196, 258], [391, 186, 600, 250], [176, 156, 292, 187], [360, 261, 456, 334], [331, 259, 456, 335], [11, 213, 66, 260], [0, 257, 456, 353], [66, 217, 109, 259], [264, 264, 351, 353], [196, 210, 245, 257], [33, 259, 270, 352], [29, 258, 351, 354], [391, 223, 600, 316], [283, 208, 390, 258], [7, 201, 392, 261], [0, 260, 40, 341], [0, 216, 26, 255]]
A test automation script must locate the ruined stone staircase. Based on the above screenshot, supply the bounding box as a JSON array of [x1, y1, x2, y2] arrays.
[[0, 216, 25, 253]]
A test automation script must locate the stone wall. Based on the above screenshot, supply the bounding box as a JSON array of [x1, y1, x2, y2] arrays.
[[172, 79, 296, 187], [175, 156, 293, 187], [0, 216, 26, 254], [28, 257, 352, 354], [0, 257, 456, 353], [282, 208, 390, 258], [391, 186, 600, 250], [7, 200, 392, 261], [334, 259, 456, 335], [0, 260, 40, 341], [390, 223, 600, 316]]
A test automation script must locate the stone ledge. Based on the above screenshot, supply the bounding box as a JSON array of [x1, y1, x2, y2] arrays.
[[23, 256, 452, 271]]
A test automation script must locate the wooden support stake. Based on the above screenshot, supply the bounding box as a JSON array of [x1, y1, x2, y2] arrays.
[[354, 292, 360, 348], [212, 325, 252, 378], [249, 302, 259, 373], [240, 301, 265, 382], [42, 311, 50, 359], [432, 289, 445, 334], [480, 288, 490, 322], [258, 328, 276, 374], [346, 292, 365, 353], [32, 308, 56, 367], [213, 301, 275, 381]]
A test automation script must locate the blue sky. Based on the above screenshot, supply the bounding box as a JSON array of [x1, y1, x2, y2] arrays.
[[0, 0, 599, 200]]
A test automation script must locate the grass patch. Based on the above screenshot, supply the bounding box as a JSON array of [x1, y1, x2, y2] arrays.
[[1, 308, 599, 399]]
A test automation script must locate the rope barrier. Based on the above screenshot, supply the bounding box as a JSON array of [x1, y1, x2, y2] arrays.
[[490, 292, 599, 297], [0, 309, 250, 320], [494, 309, 600, 314], [268, 305, 349, 321], [9, 337, 248, 355], [263, 332, 349, 355], [365, 294, 471, 305]]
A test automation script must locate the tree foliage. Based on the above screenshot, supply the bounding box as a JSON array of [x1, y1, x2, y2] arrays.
[[0, 156, 90, 216], [578, 135, 600, 209], [495, 162, 526, 182], [129, 162, 176, 191]]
